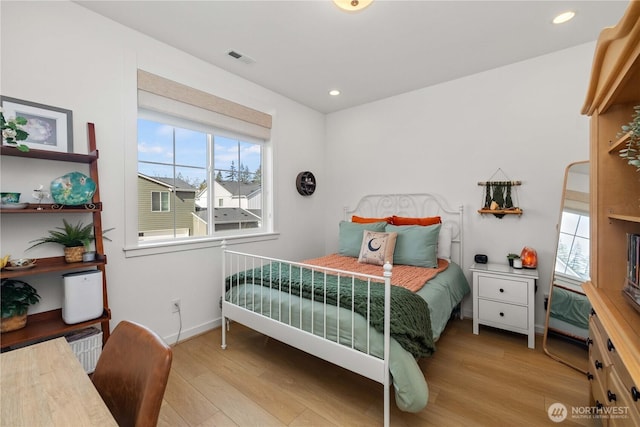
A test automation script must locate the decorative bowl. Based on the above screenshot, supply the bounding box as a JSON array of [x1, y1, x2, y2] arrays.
[[5, 258, 37, 270], [50, 172, 96, 206], [0, 192, 21, 204]]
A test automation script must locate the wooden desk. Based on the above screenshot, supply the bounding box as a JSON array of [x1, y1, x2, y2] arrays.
[[0, 337, 117, 426]]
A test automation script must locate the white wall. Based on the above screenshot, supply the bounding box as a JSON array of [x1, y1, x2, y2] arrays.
[[0, 1, 326, 342], [325, 43, 593, 331], [1, 0, 595, 342]]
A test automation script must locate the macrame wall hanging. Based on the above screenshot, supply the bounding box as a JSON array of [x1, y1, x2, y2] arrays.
[[477, 168, 523, 218]]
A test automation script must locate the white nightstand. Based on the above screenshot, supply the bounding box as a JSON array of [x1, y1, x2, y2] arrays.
[[470, 263, 538, 349]]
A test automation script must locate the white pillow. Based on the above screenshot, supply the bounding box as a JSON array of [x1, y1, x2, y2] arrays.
[[437, 224, 452, 262]]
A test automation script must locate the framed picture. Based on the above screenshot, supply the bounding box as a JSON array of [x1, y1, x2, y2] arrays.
[[1, 96, 73, 153]]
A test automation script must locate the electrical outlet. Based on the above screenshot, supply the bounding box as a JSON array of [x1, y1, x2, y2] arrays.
[[172, 299, 181, 313]]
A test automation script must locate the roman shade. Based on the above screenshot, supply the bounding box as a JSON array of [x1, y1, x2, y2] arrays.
[[137, 69, 272, 140]]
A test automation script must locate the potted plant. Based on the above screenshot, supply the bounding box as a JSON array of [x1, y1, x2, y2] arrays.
[[27, 219, 110, 263], [1, 279, 41, 332], [619, 105, 640, 171], [0, 108, 30, 152], [506, 253, 520, 267]]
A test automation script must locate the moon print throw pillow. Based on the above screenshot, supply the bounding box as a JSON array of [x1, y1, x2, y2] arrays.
[[357, 231, 398, 266]]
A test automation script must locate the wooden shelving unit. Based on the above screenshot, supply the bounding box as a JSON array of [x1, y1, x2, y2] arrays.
[[0, 256, 106, 280], [581, 1, 640, 416], [0, 309, 111, 349], [0, 203, 103, 214], [0, 123, 111, 350]]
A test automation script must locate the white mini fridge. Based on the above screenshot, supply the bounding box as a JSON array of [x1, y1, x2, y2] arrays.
[[62, 270, 103, 324]]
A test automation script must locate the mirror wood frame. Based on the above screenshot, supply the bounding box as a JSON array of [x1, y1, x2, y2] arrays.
[[543, 160, 589, 374]]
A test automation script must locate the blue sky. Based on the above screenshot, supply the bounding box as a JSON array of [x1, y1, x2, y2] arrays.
[[137, 118, 261, 185]]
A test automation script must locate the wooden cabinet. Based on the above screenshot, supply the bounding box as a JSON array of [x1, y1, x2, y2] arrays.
[[588, 311, 640, 424], [470, 263, 538, 349], [581, 0, 640, 416], [0, 123, 111, 350]]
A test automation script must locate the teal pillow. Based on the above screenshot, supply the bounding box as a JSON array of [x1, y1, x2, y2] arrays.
[[339, 221, 387, 257], [385, 224, 441, 268]]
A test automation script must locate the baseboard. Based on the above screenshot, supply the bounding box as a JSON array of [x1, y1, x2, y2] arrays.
[[164, 318, 221, 346]]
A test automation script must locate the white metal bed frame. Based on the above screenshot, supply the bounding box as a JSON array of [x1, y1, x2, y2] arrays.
[[221, 193, 463, 427]]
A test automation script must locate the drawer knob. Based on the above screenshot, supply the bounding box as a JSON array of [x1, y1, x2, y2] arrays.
[[591, 308, 596, 317], [499, 312, 504, 317], [607, 339, 615, 352], [594, 360, 603, 370], [587, 338, 593, 346], [607, 390, 616, 402], [499, 288, 504, 293], [595, 400, 603, 411], [632, 386, 640, 402], [587, 372, 594, 381]]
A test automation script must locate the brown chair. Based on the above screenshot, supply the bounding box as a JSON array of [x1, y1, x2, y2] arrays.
[[92, 320, 173, 427]]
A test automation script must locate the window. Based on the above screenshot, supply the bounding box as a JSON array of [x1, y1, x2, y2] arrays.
[[151, 191, 170, 212], [132, 70, 273, 248], [555, 211, 590, 281], [137, 113, 265, 243]]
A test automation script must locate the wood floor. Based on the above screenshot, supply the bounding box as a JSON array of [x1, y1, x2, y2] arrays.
[[158, 318, 598, 426]]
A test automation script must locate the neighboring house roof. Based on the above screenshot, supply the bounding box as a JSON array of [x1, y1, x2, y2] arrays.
[[217, 181, 261, 197], [138, 173, 197, 192], [196, 207, 261, 224]]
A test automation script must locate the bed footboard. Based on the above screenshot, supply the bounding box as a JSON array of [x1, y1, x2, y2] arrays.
[[221, 244, 392, 427]]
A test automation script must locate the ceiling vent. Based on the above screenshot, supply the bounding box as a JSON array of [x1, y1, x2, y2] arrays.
[[226, 50, 255, 65]]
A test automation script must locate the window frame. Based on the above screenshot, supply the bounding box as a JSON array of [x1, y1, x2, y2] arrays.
[[130, 109, 273, 253]]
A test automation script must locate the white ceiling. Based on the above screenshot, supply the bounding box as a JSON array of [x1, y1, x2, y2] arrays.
[[76, 0, 629, 114]]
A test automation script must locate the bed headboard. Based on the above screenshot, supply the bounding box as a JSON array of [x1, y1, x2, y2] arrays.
[[344, 193, 464, 267]]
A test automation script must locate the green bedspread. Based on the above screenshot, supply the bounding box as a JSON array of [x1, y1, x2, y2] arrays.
[[550, 285, 591, 330], [226, 262, 435, 359]]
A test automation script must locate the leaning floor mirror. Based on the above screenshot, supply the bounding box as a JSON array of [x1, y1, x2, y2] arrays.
[[543, 161, 591, 373]]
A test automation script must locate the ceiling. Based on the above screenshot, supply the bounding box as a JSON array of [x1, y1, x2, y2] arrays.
[[76, 1, 629, 114]]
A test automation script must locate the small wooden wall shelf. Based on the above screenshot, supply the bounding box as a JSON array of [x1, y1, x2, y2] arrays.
[[477, 173, 523, 217], [477, 208, 523, 215]]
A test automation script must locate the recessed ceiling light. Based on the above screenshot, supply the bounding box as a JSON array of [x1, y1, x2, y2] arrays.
[[553, 11, 576, 24], [333, 0, 373, 12], [329, 89, 341, 96]]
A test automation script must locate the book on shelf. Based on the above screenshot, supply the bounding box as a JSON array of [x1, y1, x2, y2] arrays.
[[625, 233, 640, 304], [628, 233, 640, 286]]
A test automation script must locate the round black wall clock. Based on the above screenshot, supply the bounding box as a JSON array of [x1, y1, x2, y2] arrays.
[[296, 171, 316, 196]]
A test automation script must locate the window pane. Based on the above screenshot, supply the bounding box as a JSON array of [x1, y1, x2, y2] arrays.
[[175, 127, 207, 168], [212, 135, 262, 232], [138, 119, 173, 164], [576, 215, 590, 239], [560, 212, 579, 234], [161, 192, 169, 211], [151, 192, 160, 211]]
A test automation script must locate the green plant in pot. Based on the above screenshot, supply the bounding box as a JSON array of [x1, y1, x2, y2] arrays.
[[1, 279, 41, 333], [507, 253, 520, 267], [619, 105, 640, 171], [27, 219, 110, 263], [0, 108, 30, 152]]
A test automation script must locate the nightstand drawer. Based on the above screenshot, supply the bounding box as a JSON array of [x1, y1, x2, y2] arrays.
[[478, 299, 528, 330], [477, 275, 528, 305]]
